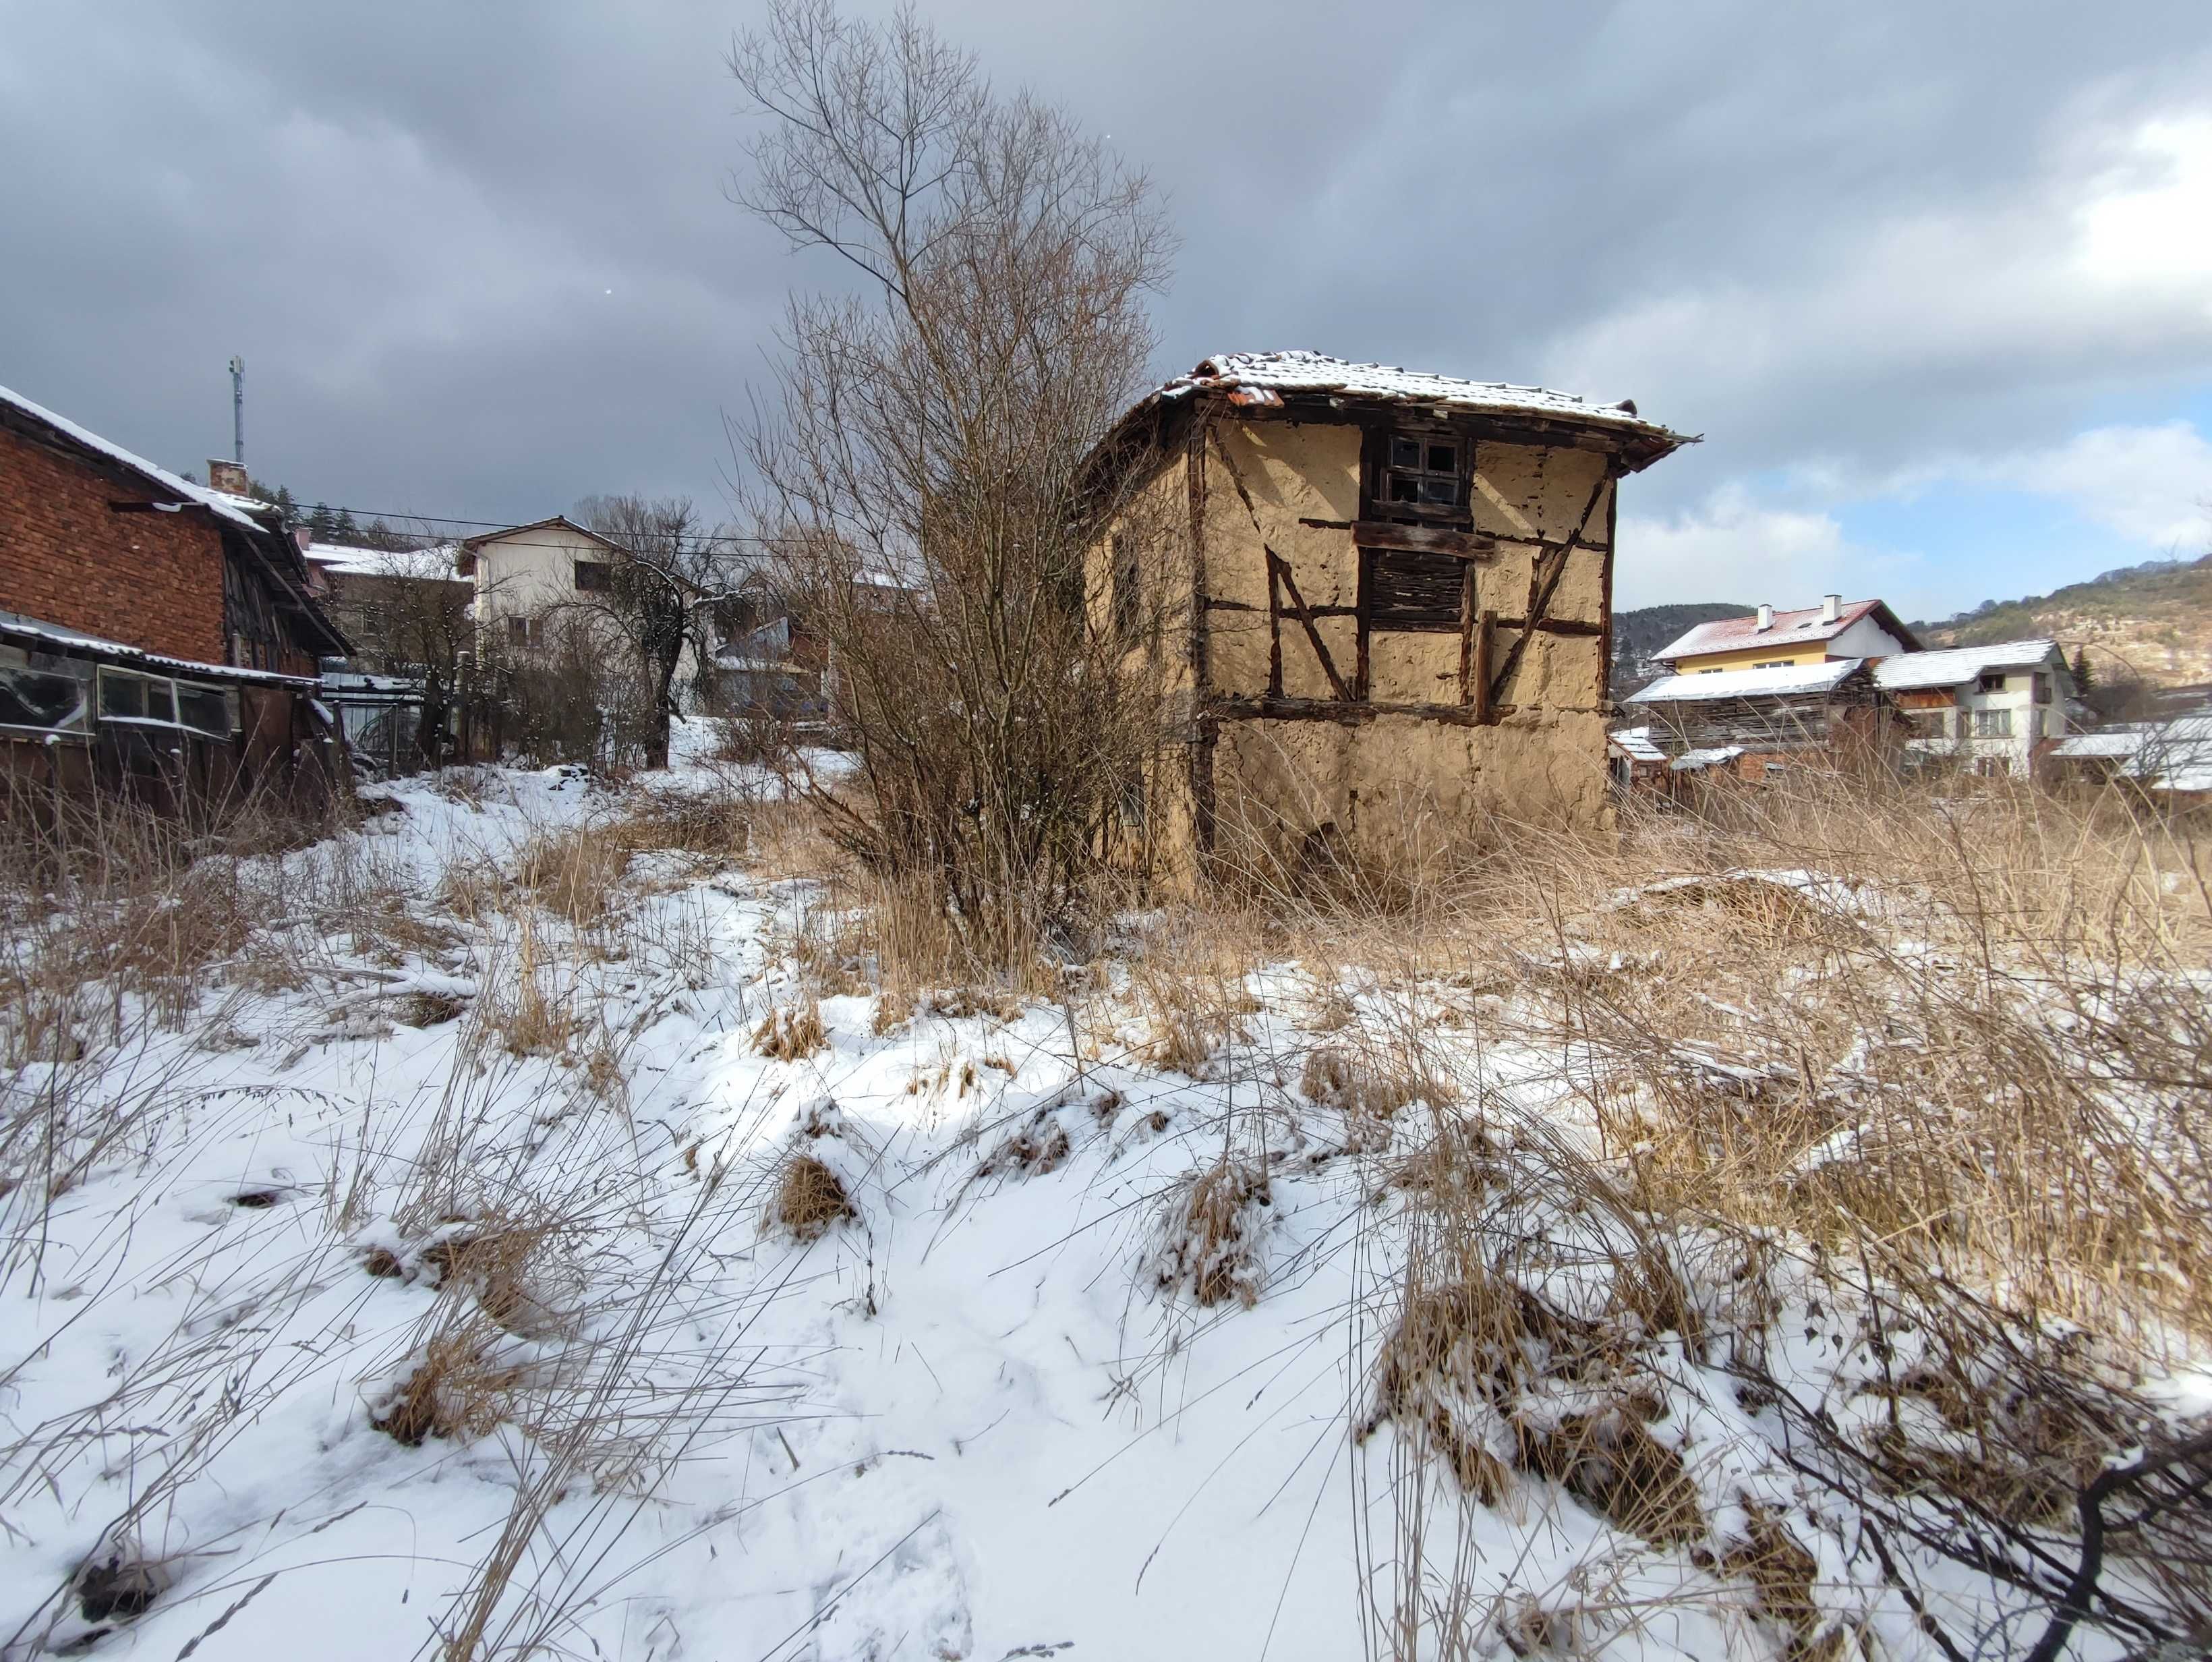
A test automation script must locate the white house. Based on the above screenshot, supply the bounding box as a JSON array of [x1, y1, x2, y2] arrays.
[[1870, 639, 2072, 777], [453, 515, 627, 649]]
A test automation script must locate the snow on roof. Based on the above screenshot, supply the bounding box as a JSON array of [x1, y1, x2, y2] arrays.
[[0, 382, 270, 534], [1669, 746, 1745, 772], [2049, 730, 2145, 760], [1871, 639, 2061, 692], [1608, 727, 1666, 763], [0, 608, 316, 688], [1152, 351, 1691, 444], [1651, 600, 1904, 662], [2128, 714, 2212, 793], [305, 542, 465, 580], [1625, 659, 1863, 704]]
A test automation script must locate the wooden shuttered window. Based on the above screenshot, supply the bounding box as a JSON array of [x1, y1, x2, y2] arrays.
[[1362, 546, 1465, 631]]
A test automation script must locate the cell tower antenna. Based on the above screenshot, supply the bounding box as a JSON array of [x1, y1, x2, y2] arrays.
[[229, 355, 245, 466]]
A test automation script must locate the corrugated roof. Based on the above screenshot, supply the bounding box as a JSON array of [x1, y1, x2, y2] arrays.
[[1669, 746, 1745, 772], [1625, 659, 1863, 704], [2128, 714, 2212, 793], [1651, 600, 1911, 662], [0, 381, 270, 532], [305, 542, 465, 581], [1871, 639, 2062, 691], [1608, 726, 1666, 762], [0, 609, 317, 687], [2050, 730, 2145, 760]]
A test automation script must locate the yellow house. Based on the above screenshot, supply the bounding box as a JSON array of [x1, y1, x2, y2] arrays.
[[1654, 596, 1919, 676]]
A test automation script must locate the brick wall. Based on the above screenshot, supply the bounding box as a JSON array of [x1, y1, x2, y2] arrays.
[[0, 420, 229, 664]]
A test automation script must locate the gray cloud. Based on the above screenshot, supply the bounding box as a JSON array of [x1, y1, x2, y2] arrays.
[[4, 0, 2209, 598]]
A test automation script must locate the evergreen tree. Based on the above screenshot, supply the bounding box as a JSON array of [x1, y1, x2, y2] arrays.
[[2071, 648, 2093, 691], [308, 503, 336, 542], [274, 485, 299, 526], [333, 508, 360, 543]]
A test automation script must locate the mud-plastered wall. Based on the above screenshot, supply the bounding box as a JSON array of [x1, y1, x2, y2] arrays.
[[1198, 420, 1362, 701], [1194, 418, 1617, 872]]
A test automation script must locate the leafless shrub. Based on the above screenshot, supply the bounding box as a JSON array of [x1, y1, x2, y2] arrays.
[[730, 0, 1178, 968]]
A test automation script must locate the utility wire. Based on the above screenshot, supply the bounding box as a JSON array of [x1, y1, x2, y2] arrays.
[[294, 505, 782, 550]]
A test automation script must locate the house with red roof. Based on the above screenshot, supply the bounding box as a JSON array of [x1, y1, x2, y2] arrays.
[[1651, 594, 1919, 676]]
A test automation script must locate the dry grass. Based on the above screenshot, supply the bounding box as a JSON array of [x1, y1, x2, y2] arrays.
[[753, 999, 827, 1061], [1148, 1155, 1273, 1308], [515, 826, 633, 926], [1293, 770, 2212, 1661], [768, 1153, 855, 1240]]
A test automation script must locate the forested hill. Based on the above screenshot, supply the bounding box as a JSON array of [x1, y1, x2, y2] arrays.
[[1609, 601, 1747, 693]]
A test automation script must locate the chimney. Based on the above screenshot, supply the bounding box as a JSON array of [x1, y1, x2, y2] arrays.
[[1755, 603, 1774, 631], [1821, 593, 1842, 624], [206, 459, 250, 496]]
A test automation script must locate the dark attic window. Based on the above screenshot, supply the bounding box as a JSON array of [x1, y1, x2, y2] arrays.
[[1364, 548, 1465, 631], [574, 560, 613, 593], [1382, 429, 1465, 516]]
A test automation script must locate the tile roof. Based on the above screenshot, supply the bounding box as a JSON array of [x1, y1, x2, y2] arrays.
[[1625, 659, 1864, 704], [1651, 600, 1902, 662], [1144, 351, 1693, 458], [1871, 640, 2062, 692]]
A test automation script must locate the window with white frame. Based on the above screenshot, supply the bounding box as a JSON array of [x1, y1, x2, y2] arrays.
[[96, 667, 236, 738], [1973, 708, 2013, 739]]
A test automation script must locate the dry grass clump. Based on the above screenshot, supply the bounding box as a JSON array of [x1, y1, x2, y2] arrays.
[[1148, 1155, 1273, 1308], [768, 1153, 855, 1240], [371, 1331, 519, 1446], [515, 826, 633, 925], [484, 923, 577, 1057], [972, 1109, 1072, 1182], [753, 999, 827, 1061], [1300, 1044, 1445, 1121], [608, 793, 750, 864]]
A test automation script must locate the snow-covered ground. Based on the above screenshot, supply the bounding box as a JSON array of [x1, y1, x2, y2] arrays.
[[1, 755, 2202, 1660]]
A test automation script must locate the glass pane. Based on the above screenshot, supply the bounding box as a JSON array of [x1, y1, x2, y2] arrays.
[[148, 679, 176, 723], [0, 667, 88, 730], [1426, 443, 1457, 474], [1419, 476, 1457, 505], [1389, 474, 1420, 502], [1390, 436, 1422, 469], [99, 671, 146, 720], [177, 685, 233, 737]]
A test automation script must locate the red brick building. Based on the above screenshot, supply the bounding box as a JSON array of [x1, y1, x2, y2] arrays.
[[1, 382, 344, 675], [1, 382, 348, 816]]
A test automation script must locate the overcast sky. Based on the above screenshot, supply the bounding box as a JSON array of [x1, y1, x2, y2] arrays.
[[4, 1, 2210, 619]]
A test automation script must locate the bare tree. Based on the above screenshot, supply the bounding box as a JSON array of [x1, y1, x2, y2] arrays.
[[320, 540, 477, 768], [728, 0, 1179, 956], [567, 494, 753, 770]]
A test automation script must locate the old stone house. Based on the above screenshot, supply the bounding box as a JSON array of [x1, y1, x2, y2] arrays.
[[1087, 351, 1691, 877]]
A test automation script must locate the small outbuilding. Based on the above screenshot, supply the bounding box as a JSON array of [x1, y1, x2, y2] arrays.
[[1087, 351, 1692, 880]]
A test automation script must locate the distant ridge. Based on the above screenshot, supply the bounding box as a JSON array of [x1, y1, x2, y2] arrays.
[[1912, 554, 2212, 687]]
